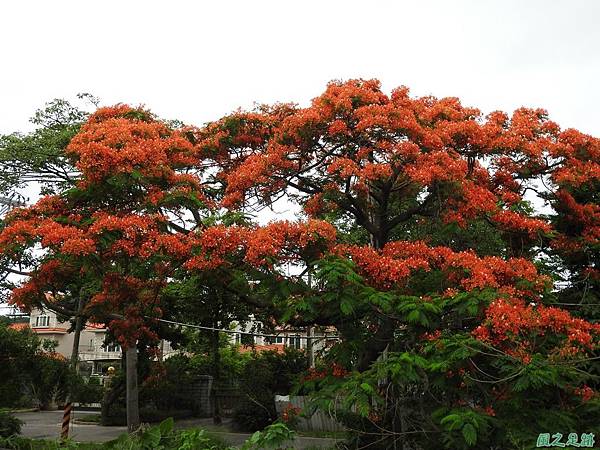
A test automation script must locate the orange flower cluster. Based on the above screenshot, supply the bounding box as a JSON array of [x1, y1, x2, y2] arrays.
[[86, 275, 164, 347], [281, 404, 301, 423], [553, 190, 600, 246], [551, 129, 600, 187], [0, 209, 175, 262], [66, 105, 204, 195], [574, 385, 597, 402], [184, 220, 337, 270], [194, 79, 585, 246], [336, 241, 546, 295], [422, 330, 442, 341], [490, 210, 552, 237], [302, 363, 349, 382], [473, 298, 600, 357], [1, 107, 212, 347]]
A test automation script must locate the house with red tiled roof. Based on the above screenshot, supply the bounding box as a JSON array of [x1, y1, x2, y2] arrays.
[[7, 322, 29, 331], [17, 308, 175, 376], [232, 323, 338, 359]]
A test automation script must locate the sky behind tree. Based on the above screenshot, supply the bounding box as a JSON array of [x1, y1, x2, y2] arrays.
[[1, 0, 599, 136]]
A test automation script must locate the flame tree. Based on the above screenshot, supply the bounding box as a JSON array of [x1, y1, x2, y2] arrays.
[[1, 80, 598, 447], [0, 105, 339, 432], [0, 106, 215, 431], [193, 79, 600, 448]]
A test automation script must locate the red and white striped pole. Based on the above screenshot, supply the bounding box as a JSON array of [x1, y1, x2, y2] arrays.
[[61, 402, 73, 440]]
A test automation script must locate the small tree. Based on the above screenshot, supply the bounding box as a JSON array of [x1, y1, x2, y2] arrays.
[[0, 105, 212, 432]]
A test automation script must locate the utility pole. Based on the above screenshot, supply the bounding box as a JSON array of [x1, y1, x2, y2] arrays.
[[307, 326, 315, 368], [306, 271, 315, 368]]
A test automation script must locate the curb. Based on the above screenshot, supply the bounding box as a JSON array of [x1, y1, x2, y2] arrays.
[[72, 419, 100, 425]]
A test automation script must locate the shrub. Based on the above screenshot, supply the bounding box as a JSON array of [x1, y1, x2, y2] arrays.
[[0, 419, 232, 449], [0, 411, 23, 438], [241, 422, 295, 450], [141, 354, 196, 411], [189, 346, 251, 384], [233, 348, 307, 431], [25, 352, 72, 410], [233, 390, 277, 432], [105, 418, 231, 450], [72, 377, 104, 405]]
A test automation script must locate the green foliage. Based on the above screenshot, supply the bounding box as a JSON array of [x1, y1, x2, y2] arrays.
[[0, 323, 40, 407], [0, 96, 92, 198], [72, 377, 104, 405], [189, 346, 252, 381], [233, 348, 307, 432], [0, 411, 22, 438], [0, 322, 73, 409], [141, 355, 197, 412], [301, 326, 600, 449], [28, 354, 73, 409], [241, 422, 295, 450], [0, 419, 232, 449], [433, 408, 493, 449]]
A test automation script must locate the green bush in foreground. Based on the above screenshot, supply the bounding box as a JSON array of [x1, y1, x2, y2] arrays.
[[0, 411, 23, 438], [0, 419, 301, 450]]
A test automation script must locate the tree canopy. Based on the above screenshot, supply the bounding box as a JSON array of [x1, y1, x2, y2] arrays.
[[1, 79, 599, 448]]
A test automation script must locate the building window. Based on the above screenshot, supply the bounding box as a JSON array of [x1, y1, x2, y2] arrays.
[[265, 335, 284, 345], [35, 315, 50, 327], [287, 335, 301, 349], [88, 339, 94, 351], [103, 342, 121, 353], [240, 334, 254, 346]]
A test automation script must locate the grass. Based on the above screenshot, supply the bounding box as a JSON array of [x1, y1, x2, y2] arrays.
[[2, 408, 40, 414], [296, 429, 348, 439], [72, 414, 101, 424]]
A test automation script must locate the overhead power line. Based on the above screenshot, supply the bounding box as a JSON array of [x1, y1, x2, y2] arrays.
[[150, 317, 340, 341]]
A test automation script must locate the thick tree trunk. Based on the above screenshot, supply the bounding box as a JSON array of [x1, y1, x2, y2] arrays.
[[61, 297, 85, 439], [70, 304, 85, 372], [125, 345, 140, 433]]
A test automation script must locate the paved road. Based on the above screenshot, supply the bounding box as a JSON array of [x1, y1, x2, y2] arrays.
[[14, 411, 339, 449], [15, 411, 126, 443]]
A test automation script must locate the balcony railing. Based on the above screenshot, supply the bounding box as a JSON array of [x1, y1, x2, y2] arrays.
[[78, 346, 122, 360]]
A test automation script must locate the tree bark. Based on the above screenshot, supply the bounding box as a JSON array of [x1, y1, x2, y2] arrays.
[[62, 296, 85, 439], [70, 297, 86, 372], [125, 345, 140, 433], [307, 326, 315, 368]]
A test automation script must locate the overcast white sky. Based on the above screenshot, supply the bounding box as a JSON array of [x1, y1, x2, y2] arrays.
[[1, 0, 599, 137], [1, 1, 598, 315]]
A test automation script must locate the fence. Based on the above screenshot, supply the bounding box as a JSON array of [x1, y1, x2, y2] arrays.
[[214, 386, 242, 417], [186, 375, 213, 417]]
